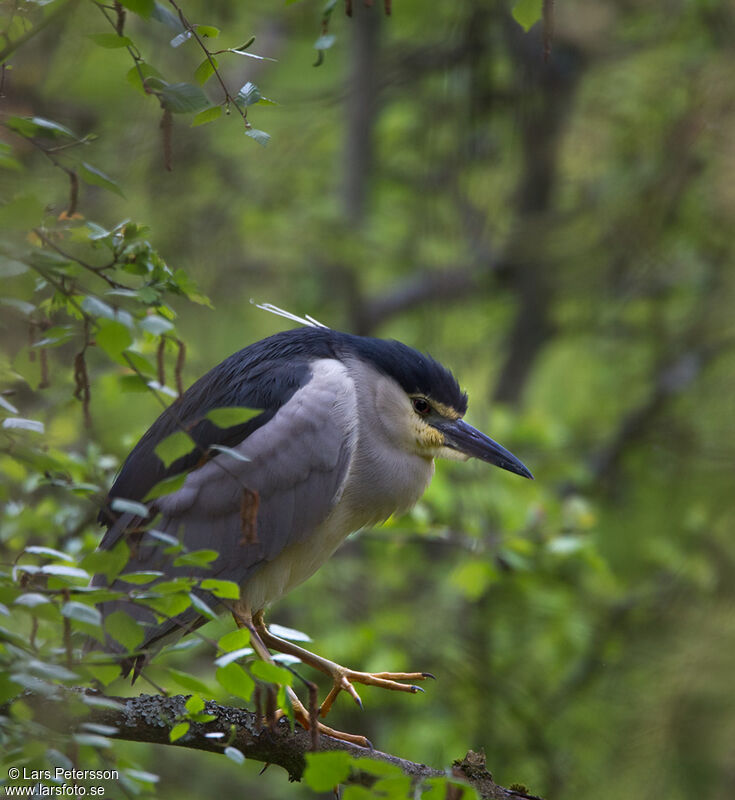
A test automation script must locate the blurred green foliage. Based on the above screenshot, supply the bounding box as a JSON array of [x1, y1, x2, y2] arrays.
[[1, 0, 735, 799]]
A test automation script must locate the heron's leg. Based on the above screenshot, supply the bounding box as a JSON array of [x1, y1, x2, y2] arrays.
[[252, 610, 433, 718], [231, 609, 371, 748]]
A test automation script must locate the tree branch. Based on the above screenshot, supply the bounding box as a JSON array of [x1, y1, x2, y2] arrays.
[[27, 690, 542, 799]]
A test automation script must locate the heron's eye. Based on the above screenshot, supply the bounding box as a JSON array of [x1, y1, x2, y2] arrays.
[[412, 397, 431, 416]]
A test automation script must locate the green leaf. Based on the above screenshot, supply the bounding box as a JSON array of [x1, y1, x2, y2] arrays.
[[185, 695, 204, 714], [139, 315, 174, 335], [87, 33, 134, 49], [96, 319, 133, 357], [2, 417, 43, 433], [154, 431, 196, 467], [144, 472, 187, 500], [124, 770, 160, 786], [196, 25, 220, 38], [189, 592, 217, 620], [168, 668, 211, 694], [31, 325, 75, 348], [268, 623, 311, 642], [111, 497, 150, 518], [371, 776, 413, 797], [218, 628, 250, 652], [200, 579, 240, 599], [73, 733, 112, 748], [351, 757, 404, 778], [24, 546, 73, 561], [0, 395, 19, 413], [421, 777, 474, 800], [173, 549, 219, 567], [342, 787, 376, 800], [169, 722, 189, 742], [123, 349, 156, 377], [314, 34, 336, 51], [118, 0, 155, 17], [38, 564, 89, 579], [194, 57, 217, 86], [7, 116, 78, 140], [170, 30, 193, 47], [512, 0, 543, 31], [126, 62, 164, 94], [61, 601, 102, 627], [81, 295, 117, 321], [205, 406, 260, 428], [191, 106, 222, 127], [245, 128, 270, 147], [208, 445, 251, 463], [0, 257, 28, 277], [159, 83, 210, 113], [249, 661, 292, 686], [0, 142, 22, 171], [143, 592, 192, 617], [1, 297, 35, 316], [224, 747, 245, 765], [81, 541, 130, 583], [118, 571, 164, 584], [148, 528, 182, 547], [85, 663, 121, 686], [27, 659, 79, 682], [14, 593, 51, 608], [118, 374, 149, 393], [81, 695, 126, 712], [304, 751, 354, 792], [152, 1, 184, 30], [238, 81, 261, 106], [79, 162, 125, 197], [104, 609, 144, 650], [214, 647, 253, 667], [216, 663, 255, 701]]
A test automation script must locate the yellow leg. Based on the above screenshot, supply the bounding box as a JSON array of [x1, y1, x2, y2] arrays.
[[252, 610, 433, 717], [231, 609, 372, 748]]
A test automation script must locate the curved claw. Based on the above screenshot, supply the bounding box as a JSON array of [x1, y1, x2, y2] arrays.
[[422, 672, 437, 680], [284, 689, 372, 749]]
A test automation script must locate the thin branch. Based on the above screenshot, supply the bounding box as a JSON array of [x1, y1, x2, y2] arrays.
[[166, 0, 249, 126], [32, 228, 123, 289]]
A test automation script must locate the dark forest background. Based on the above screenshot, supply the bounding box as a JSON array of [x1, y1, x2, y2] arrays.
[[1, 1, 735, 798]]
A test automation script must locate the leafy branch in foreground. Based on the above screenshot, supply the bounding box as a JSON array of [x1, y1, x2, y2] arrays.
[[11, 690, 542, 800], [88, 0, 276, 156]]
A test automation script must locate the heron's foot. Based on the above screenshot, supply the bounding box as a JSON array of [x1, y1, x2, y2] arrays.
[[319, 667, 434, 717], [279, 688, 372, 748], [252, 611, 434, 717]]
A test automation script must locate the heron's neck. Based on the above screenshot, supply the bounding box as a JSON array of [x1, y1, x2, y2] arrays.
[[339, 359, 434, 527]]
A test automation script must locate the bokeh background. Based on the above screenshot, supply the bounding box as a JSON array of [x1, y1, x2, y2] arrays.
[[2, 1, 735, 798]]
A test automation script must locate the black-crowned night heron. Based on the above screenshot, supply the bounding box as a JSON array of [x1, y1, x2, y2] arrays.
[[95, 326, 531, 745]]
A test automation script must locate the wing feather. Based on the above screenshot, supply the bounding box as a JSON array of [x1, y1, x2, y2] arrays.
[[97, 358, 357, 662]]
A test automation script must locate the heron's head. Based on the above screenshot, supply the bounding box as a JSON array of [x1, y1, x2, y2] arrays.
[[340, 334, 533, 479]]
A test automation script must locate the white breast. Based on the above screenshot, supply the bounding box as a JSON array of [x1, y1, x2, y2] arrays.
[[240, 358, 435, 612]]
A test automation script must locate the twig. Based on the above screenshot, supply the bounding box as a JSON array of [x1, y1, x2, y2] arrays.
[[166, 0, 249, 126], [32, 228, 123, 289]]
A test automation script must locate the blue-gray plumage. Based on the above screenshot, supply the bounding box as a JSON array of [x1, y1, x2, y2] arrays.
[[94, 327, 531, 743]]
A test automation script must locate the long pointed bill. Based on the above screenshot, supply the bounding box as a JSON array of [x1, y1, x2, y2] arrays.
[[437, 418, 533, 479]]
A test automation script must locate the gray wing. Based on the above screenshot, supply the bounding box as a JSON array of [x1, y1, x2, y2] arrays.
[[98, 358, 357, 665]]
